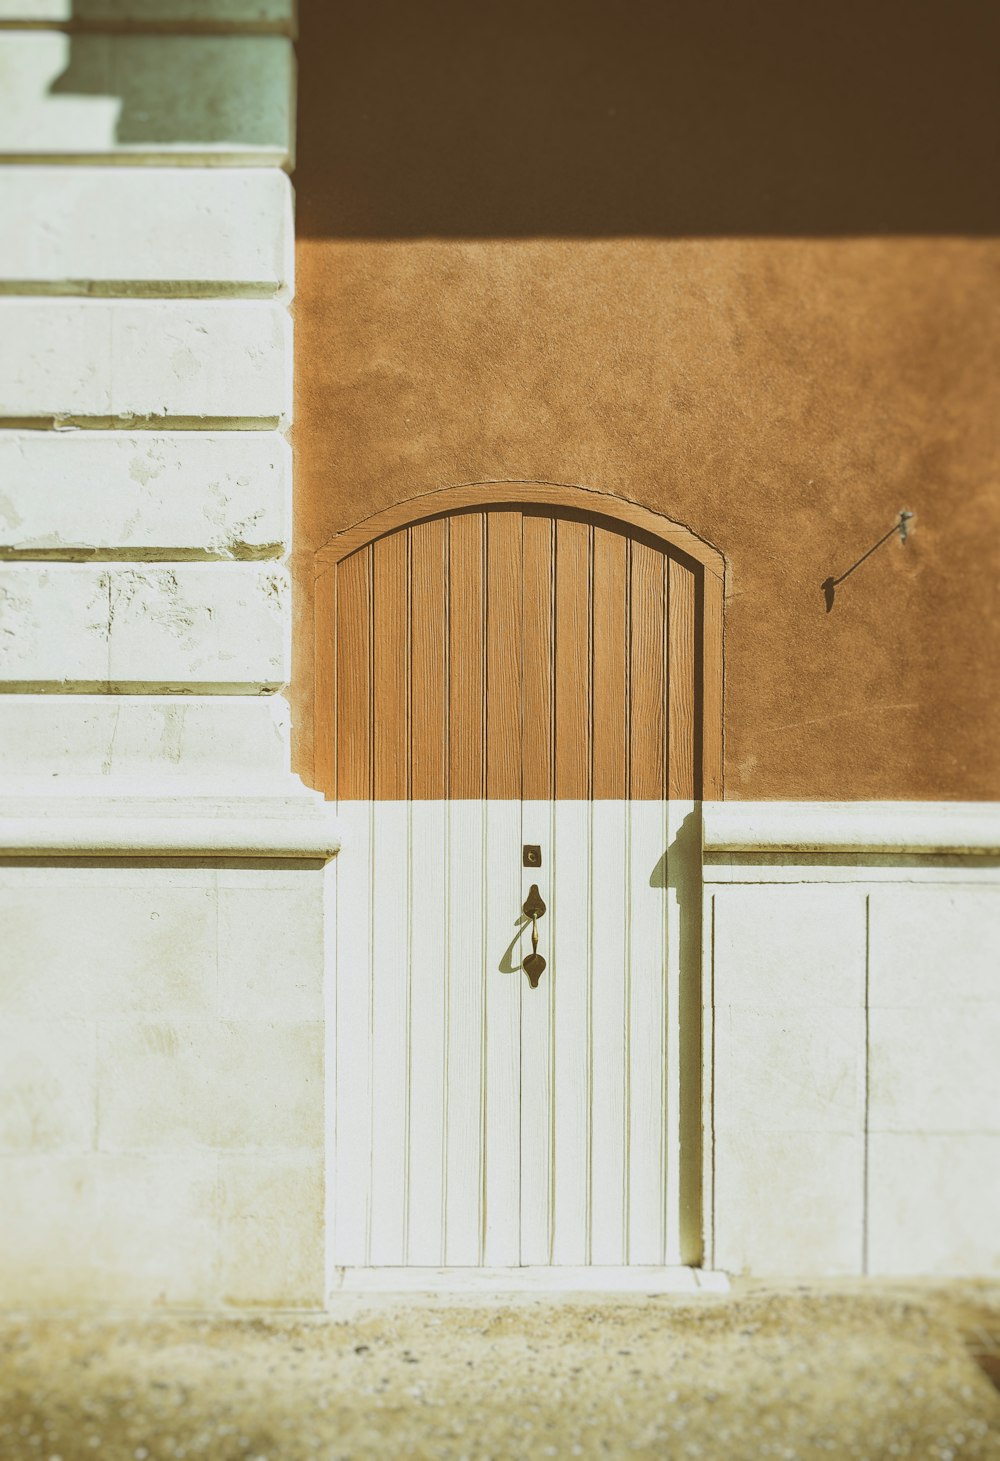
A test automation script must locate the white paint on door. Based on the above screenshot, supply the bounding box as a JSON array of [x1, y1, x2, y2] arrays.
[[328, 799, 700, 1282]]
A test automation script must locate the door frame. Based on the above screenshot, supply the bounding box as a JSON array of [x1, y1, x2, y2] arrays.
[[313, 481, 726, 1291]]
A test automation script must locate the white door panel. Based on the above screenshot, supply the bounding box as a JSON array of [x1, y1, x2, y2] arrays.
[[330, 799, 696, 1271], [519, 799, 555, 1264], [331, 800, 373, 1265], [549, 799, 592, 1264], [442, 798, 487, 1266], [589, 798, 630, 1264], [627, 799, 670, 1264], [482, 799, 522, 1266], [368, 800, 409, 1264], [407, 800, 448, 1264]]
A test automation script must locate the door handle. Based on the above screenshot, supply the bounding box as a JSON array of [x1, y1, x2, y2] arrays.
[[522, 883, 546, 988]]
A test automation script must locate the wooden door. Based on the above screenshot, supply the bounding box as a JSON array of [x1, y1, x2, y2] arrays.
[[315, 484, 723, 1273]]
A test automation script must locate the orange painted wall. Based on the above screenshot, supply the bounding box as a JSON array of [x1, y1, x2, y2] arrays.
[[294, 0, 1000, 800]]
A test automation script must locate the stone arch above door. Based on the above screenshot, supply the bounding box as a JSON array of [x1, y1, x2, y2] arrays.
[[313, 481, 724, 802]]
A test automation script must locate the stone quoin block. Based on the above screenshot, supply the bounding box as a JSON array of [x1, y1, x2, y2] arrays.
[[713, 1003, 865, 1135], [0, 1150, 225, 1306], [868, 884, 1000, 1006], [712, 883, 867, 1010], [96, 1018, 324, 1152], [0, 431, 290, 556], [0, 562, 290, 688], [217, 884, 325, 1022], [868, 1001, 1000, 1135], [867, 1133, 1000, 1276], [0, 694, 292, 778], [0, 883, 218, 1018], [0, 32, 293, 163], [0, 1018, 96, 1153], [713, 1129, 864, 1276], [0, 300, 292, 423], [86, 1152, 222, 1304], [217, 1153, 324, 1306], [0, 168, 293, 296]]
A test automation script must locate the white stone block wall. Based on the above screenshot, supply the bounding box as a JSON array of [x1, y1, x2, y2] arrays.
[[0, 861, 324, 1306], [0, 1, 337, 1308], [704, 804, 1000, 1279]]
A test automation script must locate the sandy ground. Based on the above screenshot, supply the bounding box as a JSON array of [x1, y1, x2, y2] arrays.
[[2, 1285, 1000, 1461]]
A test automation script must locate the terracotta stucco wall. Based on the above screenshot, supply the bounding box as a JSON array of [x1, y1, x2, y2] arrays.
[[293, 0, 1000, 801]]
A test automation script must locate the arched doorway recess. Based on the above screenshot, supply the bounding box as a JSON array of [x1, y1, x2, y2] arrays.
[[314, 482, 723, 1278]]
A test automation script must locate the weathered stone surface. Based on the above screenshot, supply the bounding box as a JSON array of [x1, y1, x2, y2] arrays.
[[0, 431, 289, 556], [0, 300, 291, 423], [218, 1154, 323, 1305], [0, 562, 289, 688], [0, 693, 291, 777], [0, 168, 292, 295], [0, 1017, 96, 1152], [0, 1152, 221, 1304], [0, 856, 326, 1306], [0, 32, 293, 162], [218, 884, 325, 1020], [97, 1018, 323, 1150], [0, 883, 218, 1016], [713, 1130, 865, 1277], [868, 1132, 1000, 1275]]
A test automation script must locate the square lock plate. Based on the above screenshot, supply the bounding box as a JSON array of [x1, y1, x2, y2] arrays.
[[522, 844, 542, 868]]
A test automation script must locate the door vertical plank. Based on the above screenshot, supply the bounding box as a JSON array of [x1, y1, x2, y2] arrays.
[[667, 558, 696, 802], [663, 796, 698, 1265], [408, 517, 449, 1260], [332, 800, 373, 1266], [589, 798, 629, 1263], [592, 527, 627, 801], [483, 797, 522, 1264], [554, 517, 592, 800], [368, 801, 410, 1263], [519, 798, 554, 1264], [372, 532, 409, 800], [629, 541, 666, 800], [482, 511, 522, 1261], [410, 518, 448, 800], [521, 514, 554, 801], [627, 799, 668, 1264], [485, 511, 521, 800], [443, 798, 486, 1264], [335, 547, 372, 801], [449, 513, 486, 799], [550, 798, 592, 1263], [406, 799, 448, 1263], [700, 568, 725, 799]]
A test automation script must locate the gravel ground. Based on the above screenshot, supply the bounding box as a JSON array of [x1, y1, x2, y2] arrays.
[[2, 1285, 1000, 1460]]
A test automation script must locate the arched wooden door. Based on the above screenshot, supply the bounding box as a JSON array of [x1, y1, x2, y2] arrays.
[[315, 483, 723, 1277]]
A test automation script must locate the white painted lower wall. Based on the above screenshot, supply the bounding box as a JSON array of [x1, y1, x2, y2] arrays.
[[1, 799, 998, 1304], [703, 802, 1000, 1279], [0, 784, 338, 1308]]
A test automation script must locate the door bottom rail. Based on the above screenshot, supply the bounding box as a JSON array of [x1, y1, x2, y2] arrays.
[[328, 1266, 729, 1295]]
